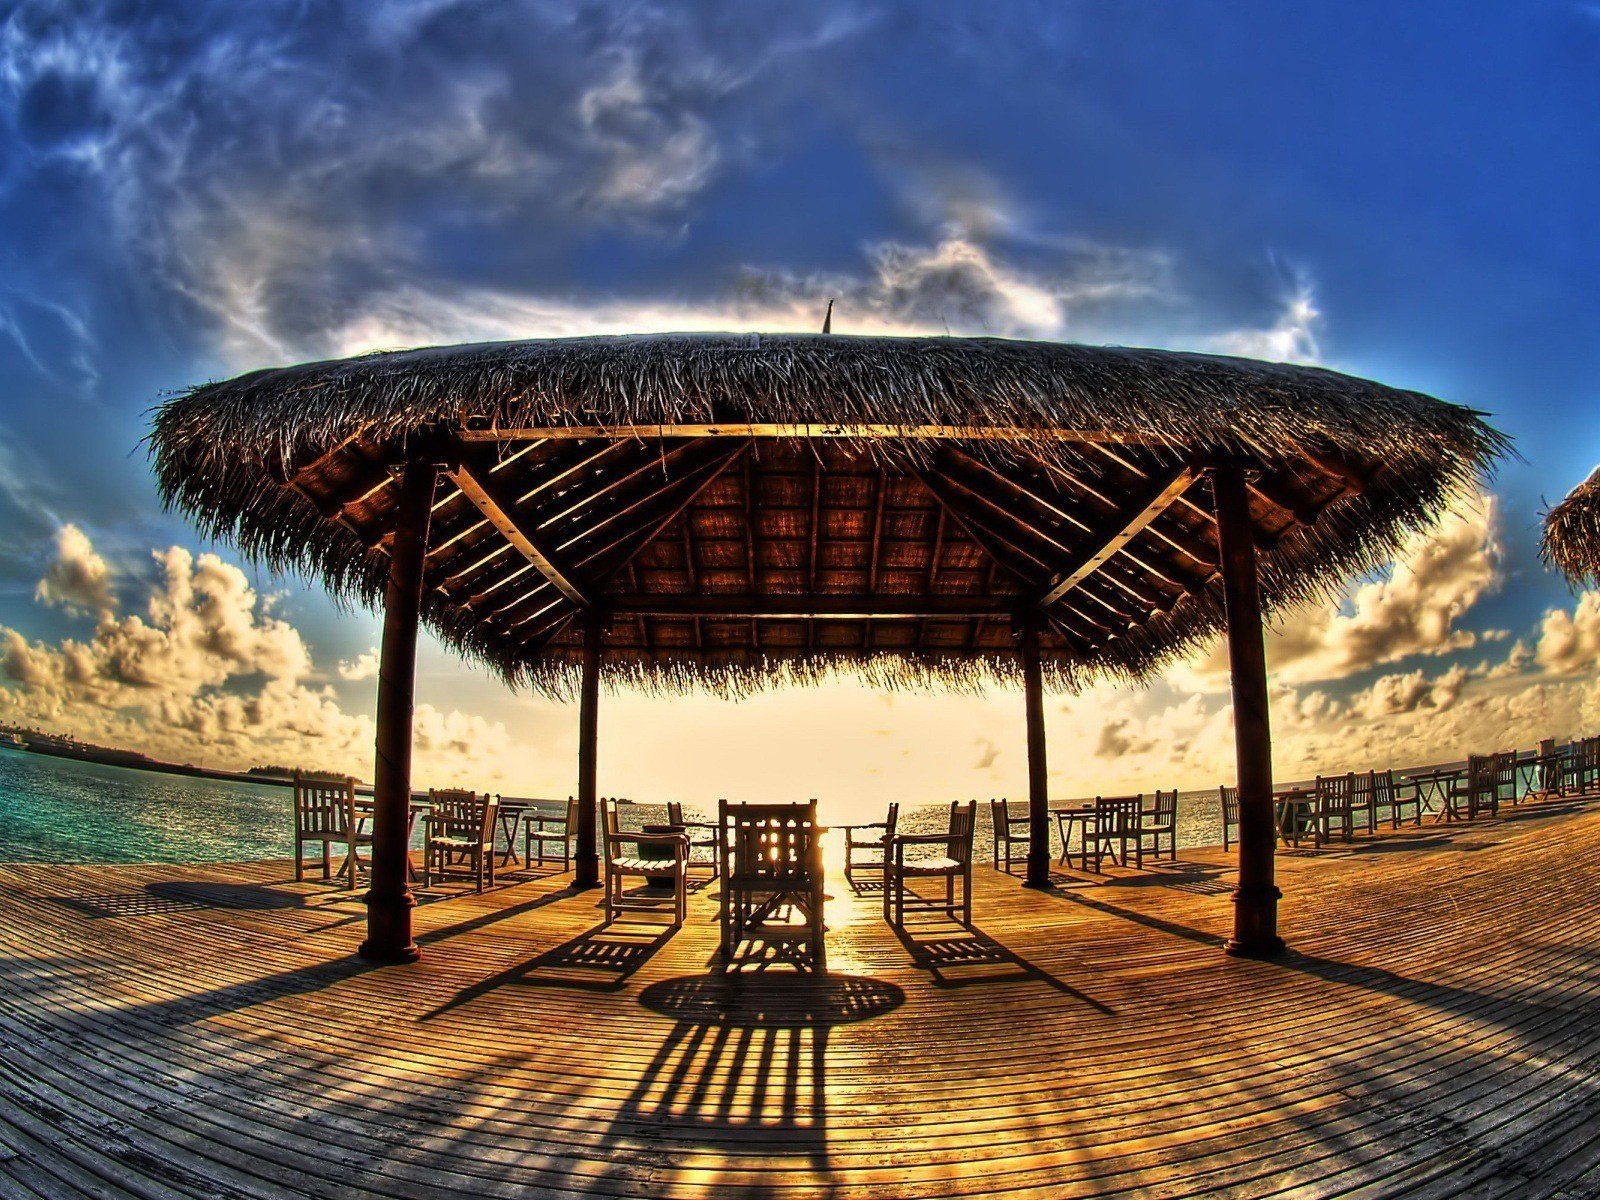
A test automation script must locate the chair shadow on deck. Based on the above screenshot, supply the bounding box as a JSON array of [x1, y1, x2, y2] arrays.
[[890, 914, 1117, 1013], [423, 917, 676, 1018], [623, 972, 905, 1175]]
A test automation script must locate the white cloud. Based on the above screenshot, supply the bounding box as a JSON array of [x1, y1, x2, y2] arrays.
[[1207, 283, 1320, 364], [337, 648, 379, 682], [1535, 590, 1600, 677], [35, 523, 113, 616]]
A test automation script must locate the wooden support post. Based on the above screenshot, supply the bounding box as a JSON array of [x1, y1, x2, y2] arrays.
[[1020, 616, 1052, 888], [1212, 463, 1286, 959], [573, 614, 602, 889], [359, 460, 436, 965]]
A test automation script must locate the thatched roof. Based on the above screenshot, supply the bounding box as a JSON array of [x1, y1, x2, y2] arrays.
[[1543, 466, 1600, 587], [150, 333, 1507, 698]]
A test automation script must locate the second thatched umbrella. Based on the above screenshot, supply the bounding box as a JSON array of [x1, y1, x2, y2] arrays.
[[1543, 466, 1600, 587]]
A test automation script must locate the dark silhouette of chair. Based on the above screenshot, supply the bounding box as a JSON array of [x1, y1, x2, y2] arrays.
[[667, 800, 720, 879], [1140, 789, 1178, 861], [423, 790, 498, 892], [1350, 771, 1376, 835], [1313, 773, 1354, 842], [1086, 795, 1143, 870], [1219, 785, 1239, 851], [602, 796, 689, 927], [293, 772, 366, 888], [843, 804, 898, 886], [990, 798, 1030, 873], [1450, 754, 1501, 820], [1374, 769, 1419, 828], [884, 801, 976, 927], [719, 800, 825, 969]]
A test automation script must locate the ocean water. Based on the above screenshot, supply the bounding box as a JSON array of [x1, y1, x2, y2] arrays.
[[0, 745, 1232, 866]]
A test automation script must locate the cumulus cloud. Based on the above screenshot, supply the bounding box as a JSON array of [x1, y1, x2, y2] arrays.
[[35, 523, 113, 615], [1180, 496, 1503, 690], [1534, 590, 1600, 677], [337, 648, 380, 682], [0, 526, 511, 781], [1207, 283, 1321, 364]]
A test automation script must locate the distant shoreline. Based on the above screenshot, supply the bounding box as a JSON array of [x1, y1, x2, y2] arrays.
[[0, 735, 367, 791]]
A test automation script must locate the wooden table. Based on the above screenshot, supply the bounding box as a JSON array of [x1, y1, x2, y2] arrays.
[[1406, 767, 1464, 822], [1052, 806, 1095, 870], [1273, 787, 1319, 848], [491, 797, 538, 869], [350, 798, 430, 881]]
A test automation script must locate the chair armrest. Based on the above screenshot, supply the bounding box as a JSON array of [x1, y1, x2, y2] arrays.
[[616, 831, 690, 850], [888, 832, 957, 846], [840, 821, 887, 832]]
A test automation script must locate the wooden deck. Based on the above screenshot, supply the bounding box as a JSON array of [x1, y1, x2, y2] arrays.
[[2, 799, 1599, 1199]]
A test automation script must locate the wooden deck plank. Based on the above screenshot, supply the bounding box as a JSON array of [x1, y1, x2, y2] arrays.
[[0, 798, 1598, 1197]]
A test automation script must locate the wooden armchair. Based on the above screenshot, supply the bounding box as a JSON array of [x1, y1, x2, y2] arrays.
[[1451, 754, 1501, 819], [1376, 769, 1420, 828], [719, 800, 825, 968], [1219, 785, 1240, 851], [293, 772, 366, 888], [667, 800, 720, 879], [602, 797, 689, 927], [1140, 789, 1179, 861], [423, 789, 498, 892], [521, 795, 579, 871], [990, 798, 1030, 873], [884, 801, 976, 927], [1086, 795, 1143, 870], [843, 803, 898, 885], [1350, 771, 1376, 836]]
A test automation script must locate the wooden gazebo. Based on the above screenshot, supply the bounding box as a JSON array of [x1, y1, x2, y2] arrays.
[[151, 333, 1505, 965]]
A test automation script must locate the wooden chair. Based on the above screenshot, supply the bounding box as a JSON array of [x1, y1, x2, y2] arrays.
[[1219, 785, 1240, 851], [1492, 750, 1519, 810], [884, 801, 977, 927], [667, 800, 720, 879], [1451, 754, 1500, 820], [719, 800, 825, 968], [990, 798, 1030, 873], [1140, 789, 1179, 861], [1569, 737, 1600, 796], [843, 804, 898, 885], [1349, 771, 1377, 836], [1313, 774, 1354, 842], [423, 789, 498, 892], [293, 772, 366, 888], [521, 795, 578, 870], [602, 796, 689, 927], [1534, 737, 1564, 799], [1376, 769, 1419, 828], [1086, 795, 1143, 871]]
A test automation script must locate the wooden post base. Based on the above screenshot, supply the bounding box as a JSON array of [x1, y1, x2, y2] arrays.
[[358, 889, 420, 964], [570, 859, 600, 891], [1223, 883, 1285, 959]]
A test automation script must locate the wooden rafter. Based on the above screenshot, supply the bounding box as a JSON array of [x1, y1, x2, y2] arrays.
[[1035, 468, 1197, 611], [446, 463, 592, 609], [603, 595, 1010, 619]]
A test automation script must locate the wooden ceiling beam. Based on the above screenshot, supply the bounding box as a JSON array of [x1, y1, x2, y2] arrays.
[[446, 464, 593, 609], [1035, 468, 1197, 611], [459, 422, 1172, 447], [603, 595, 1012, 619]]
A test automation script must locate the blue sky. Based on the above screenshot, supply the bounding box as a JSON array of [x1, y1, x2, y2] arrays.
[[0, 1, 1596, 810]]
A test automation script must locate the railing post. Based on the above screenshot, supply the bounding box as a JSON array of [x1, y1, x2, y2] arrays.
[[573, 613, 602, 889], [1211, 462, 1286, 959], [359, 460, 436, 964], [1019, 614, 1052, 889]]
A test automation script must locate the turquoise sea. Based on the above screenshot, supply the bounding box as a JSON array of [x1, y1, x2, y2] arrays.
[[0, 744, 1236, 865]]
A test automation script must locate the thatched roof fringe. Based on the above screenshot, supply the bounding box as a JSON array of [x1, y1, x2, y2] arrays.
[[1542, 465, 1600, 587]]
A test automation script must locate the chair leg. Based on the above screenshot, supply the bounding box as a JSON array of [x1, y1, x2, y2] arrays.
[[295, 838, 305, 882], [322, 842, 332, 881]]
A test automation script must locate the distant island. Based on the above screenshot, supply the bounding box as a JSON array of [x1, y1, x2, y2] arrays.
[[0, 725, 369, 791]]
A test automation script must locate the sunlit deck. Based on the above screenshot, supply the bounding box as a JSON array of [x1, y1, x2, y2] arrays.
[[3, 797, 1599, 1199]]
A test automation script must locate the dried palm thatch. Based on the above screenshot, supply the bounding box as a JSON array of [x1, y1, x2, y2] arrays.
[[150, 333, 1508, 698], [1543, 466, 1600, 587]]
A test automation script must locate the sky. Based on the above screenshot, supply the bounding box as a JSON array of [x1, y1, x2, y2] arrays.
[[0, 1, 1598, 822]]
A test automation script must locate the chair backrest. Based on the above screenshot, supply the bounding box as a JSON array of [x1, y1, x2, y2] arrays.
[[885, 802, 900, 840], [1372, 769, 1396, 806], [1219, 785, 1239, 826], [1150, 789, 1178, 820], [1315, 773, 1353, 810], [1493, 750, 1518, 798], [1465, 753, 1493, 795], [990, 798, 1013, 835], [294, 772, 356, 838], [719, 800, 822, 888], [667, 800, 686, 826], [430, 789, 493, 845], [946, 801, 977, 864], [1094, 795, 1142, 836], [1351, 771, 1376, 812], [600, 796, 626, 854]]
